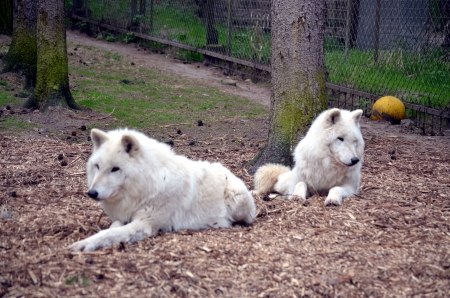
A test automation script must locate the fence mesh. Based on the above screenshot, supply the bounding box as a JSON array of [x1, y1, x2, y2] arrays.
[[66, 0, 450, 111]]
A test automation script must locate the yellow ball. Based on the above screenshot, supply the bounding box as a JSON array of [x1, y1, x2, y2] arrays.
[[371, 96, 406, 124]]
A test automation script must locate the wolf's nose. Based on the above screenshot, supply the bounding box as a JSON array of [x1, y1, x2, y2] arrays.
[[350, 157, 360, 165], [87, 190, 98, 199]]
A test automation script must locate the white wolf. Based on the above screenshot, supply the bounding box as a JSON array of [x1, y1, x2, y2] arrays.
[[68, 128, 256, 252], [254, 108, 364, 206]]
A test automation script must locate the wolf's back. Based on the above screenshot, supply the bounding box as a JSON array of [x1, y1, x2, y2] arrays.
[[253, 163, 290, 195]]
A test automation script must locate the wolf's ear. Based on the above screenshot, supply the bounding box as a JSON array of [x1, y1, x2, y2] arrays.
[[91, 129, 109, 152], [327, 108, 341, 126], [351, 109, 363, 125], [121, 134, 140, 157]]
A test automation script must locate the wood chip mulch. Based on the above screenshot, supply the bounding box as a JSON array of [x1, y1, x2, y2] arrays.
[[1, 122, 450, 297]]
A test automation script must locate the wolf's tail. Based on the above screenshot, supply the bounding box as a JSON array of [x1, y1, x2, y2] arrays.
[[253, 163, 290, 195]]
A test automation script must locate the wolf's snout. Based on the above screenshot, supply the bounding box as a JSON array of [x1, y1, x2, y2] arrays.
[[87, 190, 99, 199], [350, 157, 359, 165]]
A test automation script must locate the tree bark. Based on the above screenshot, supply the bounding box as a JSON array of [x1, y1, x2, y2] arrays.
[[3, 0, 37, 88], [248, 0, 328, 174], [26, 0, 80, 110]]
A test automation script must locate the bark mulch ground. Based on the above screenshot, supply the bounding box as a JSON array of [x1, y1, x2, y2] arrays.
[[1, 117, 450, 297]]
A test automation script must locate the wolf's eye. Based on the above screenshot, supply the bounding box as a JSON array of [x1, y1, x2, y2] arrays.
[[337, 137, 344, 142], [95, 164, 99, 170], [111, 167, 120, 172]]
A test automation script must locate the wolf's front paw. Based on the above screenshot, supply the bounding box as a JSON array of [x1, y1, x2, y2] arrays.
[[324, 193, 342, 206], [67, 239, 97, 252], [324, 195, 342, 206], [324, 188, 343, 206]]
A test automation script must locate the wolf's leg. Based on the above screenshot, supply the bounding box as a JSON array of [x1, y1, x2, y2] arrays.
[[109, 220, 123, 229], [67, 219, 155, 252], [230, 191, 256, 226], [324, 185, 354, 206], [290, 181, 307, 201]]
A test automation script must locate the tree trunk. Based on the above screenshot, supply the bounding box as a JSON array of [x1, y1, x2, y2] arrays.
[[0, 0, 13, 35], [3, 0, 37, 88], [26, 0, 80, 110], [248, 0, 328, 174]]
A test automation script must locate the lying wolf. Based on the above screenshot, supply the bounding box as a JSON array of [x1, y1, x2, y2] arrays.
[[68, 128, 256, 252], [254, 108, 365, 206]]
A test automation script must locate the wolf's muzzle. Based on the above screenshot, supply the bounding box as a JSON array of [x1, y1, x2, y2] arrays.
[[350, 157, 359, 166], [87, 190, 99, 200]]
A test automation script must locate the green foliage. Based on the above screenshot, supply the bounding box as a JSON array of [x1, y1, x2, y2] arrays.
[[132, 14, 145, 25], [123, 32, 135, 44], [106, 34, 116, 42], [76, 21, 88, 31]]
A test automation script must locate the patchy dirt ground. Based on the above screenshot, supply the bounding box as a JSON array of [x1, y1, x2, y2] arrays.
[[1, 31, 450, 297]]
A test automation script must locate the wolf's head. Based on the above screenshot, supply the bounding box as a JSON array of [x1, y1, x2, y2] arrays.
[[324, 108, 365, 167], [86, 129, 141, 201]]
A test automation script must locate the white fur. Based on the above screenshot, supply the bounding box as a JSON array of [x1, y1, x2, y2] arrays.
[[254, 108, 364, 206], [68, 128, 256, 252]]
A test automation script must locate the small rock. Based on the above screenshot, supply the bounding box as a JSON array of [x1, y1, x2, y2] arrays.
[[0, 211, 12, 219], [221, 79, 237, 86]]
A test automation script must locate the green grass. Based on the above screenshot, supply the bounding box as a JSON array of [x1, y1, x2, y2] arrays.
[[68, 45, 267, 128], [325, 43, 450, 107], [0, 79, 21, 106], [66, 0, 448, 108], [0, 115, 37, 132]]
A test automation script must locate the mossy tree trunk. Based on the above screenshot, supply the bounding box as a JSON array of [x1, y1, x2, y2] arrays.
[[26, 0, 81, 110], [3, 0, 37, 88], [248, 0, 328, 174]]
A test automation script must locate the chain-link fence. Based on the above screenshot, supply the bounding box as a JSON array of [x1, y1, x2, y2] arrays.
[[325, 1, 449, 106], [66, 0, 450, 131]]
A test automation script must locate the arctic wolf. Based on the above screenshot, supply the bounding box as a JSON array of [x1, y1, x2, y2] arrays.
[[254, 108, 364, 206], [68, 128, 256, 252]]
